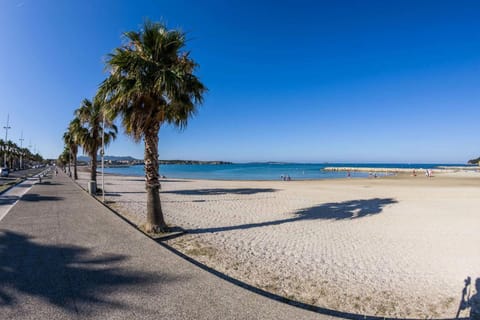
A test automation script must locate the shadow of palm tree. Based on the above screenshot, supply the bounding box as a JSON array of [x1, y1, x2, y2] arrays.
[[105, 192, 146, 197], [0, 231, 178, 314], [162, 188, 278, 196], [20, 194, 64, 202], [189, 198, 397, 234], [294, 198, 397, 220], [0, 196, 18, 205], [40, 181, 63, 186]]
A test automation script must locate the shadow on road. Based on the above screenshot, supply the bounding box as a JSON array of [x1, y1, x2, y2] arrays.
[[0, 230, 179, 314], [20, 194, 64, 202], [0, 196, 19, 206]]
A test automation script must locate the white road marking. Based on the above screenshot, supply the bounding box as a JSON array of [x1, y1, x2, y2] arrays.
[[0, 178, 38, 222]]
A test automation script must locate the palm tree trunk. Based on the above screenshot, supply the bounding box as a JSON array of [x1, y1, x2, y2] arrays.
[[91, 151, 97, 182], [73, 151, 78, 180], [144, 124, 167, 233]]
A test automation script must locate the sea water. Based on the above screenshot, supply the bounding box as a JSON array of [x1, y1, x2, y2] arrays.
[[103, 163, 463, 181]]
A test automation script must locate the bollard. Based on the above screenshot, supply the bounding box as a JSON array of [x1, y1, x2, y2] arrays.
[[88, 181, 97, 195]]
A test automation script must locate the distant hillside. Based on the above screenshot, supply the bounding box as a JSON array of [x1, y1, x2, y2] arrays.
[[77, 155, 232, 165], [159, 160, 232, 165], [467, 157, 480, 165], [77, 155, 140, 162]]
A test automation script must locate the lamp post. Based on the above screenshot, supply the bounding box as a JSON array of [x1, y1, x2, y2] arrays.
[[19, 131, 24, 170], [101, 112, 105, 202], [3, 114, 11, 168]]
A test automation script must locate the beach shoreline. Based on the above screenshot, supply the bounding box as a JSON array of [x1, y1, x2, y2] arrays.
[[75, 169, 480, 318]]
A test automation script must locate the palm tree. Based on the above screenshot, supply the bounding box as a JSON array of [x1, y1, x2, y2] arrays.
[[63, 118, 83, 180], [5, 140, 17, 169], [0, 139, 4, 167], [58, 146, 70, 168], [99, 20, 206, 233], [75, 98, 117, 184]]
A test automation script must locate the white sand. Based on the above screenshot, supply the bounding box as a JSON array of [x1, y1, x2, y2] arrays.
[[77, 170, 480, 318]]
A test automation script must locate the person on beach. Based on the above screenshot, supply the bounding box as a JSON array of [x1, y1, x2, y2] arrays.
[[461, 278, 480, 320]]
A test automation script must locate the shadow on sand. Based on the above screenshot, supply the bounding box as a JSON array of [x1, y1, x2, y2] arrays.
[[189, 198, 397, 234], [0, 231, 178, 314], [162, 188, 278, 196]]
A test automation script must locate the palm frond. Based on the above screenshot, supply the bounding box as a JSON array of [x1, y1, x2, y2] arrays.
[[98, 20, 207, 141]]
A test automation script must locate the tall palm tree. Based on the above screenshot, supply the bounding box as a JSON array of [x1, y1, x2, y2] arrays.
[[62, 131, 73, 176], [99, 21, 206, 233], [63, 118, 83, 180], [58, 146, 70, 168], [75, 98, 117, 184], [0, 139, 4, 167], [5, 140, 17, 169]]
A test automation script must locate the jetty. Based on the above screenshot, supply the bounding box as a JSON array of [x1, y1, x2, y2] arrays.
[[323, 167, 456, 173]]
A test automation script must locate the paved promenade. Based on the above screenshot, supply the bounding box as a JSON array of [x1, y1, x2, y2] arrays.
[[0, 171, 333, 319]]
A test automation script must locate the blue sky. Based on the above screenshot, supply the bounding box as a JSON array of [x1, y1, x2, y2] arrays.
[[1, 0, 479, 163]]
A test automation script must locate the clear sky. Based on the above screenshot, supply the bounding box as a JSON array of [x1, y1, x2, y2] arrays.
[[1, 0, 479, 163]]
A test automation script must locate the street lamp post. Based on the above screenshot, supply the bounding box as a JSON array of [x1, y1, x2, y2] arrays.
[[101, 112, 105, 202], [3, 114, 11, 168], [19, 131, 24, 170]]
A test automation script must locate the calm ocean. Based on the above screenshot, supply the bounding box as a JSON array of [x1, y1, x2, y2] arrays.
[[103, 163, 463, 180]]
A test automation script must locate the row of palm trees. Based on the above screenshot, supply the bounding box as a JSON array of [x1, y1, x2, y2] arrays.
[[60, 20, 206, 233], [0, 139, 42, 169], [61, 99, 117, 180]]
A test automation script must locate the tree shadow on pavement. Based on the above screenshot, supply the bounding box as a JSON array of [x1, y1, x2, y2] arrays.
[[0, 196, 19, 206], [189, 198, 397, 234], [20, 194, 64, 202], [162, 188, 278, 196], [39, 181, 64, 186], [0, 230, 178, 315]]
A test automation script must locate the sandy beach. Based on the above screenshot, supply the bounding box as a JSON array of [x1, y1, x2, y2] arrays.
[[76, 169, 480, 318]]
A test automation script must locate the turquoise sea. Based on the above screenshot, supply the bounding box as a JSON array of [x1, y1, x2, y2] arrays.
[[103, 163, 465, 181]]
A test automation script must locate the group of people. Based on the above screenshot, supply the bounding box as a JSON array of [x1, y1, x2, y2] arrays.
[[412, 169, 434, 177], [280, 174, 291, 181]]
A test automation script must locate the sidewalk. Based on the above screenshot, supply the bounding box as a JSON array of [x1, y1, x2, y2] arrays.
[[0, 171, 334, 320]]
